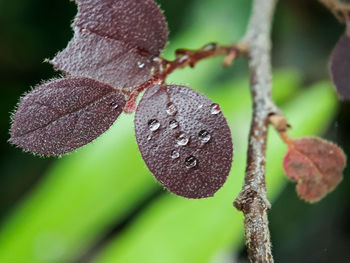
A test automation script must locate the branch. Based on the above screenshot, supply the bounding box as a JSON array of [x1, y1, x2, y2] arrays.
[[233, 0, 280, 262], [124, 43, 248, 113]]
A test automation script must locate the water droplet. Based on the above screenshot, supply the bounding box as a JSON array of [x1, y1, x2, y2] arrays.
[[198, 104, 203, 109], [147, 135, 152, 141], [169, 120, 178, 129], [198, 130, 211, 143], [148, 119, 160, 131], [81, 28, 89, 34], [210, 103, 221, 115], [137, 61, 145, 68], [178, 54, 189, 63], [153, 57, 162, 63], [176, 133, 189, 146], [185, 156, 197, 168], [110, 102, 119, 109], [166, 102, 177, 116], [201, 43, 217, 51], [171, 150, 180, 159]]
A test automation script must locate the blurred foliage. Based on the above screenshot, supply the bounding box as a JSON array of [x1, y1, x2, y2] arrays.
[[0, 0, 349, 262]]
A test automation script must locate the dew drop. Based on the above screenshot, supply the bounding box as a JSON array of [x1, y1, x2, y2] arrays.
[[176, 133, 189, 146], [153, 57, 162, 63], [201, 43, 217, 51], [148, 119, 160, 131], [81, 28, 89, 34], [171, 150, 180, 159], [198, 130, 211, 143], [169, 120, 179, 129], [185, 156, 197, 168], [110, 102, 119, 109], [166, 102, 177, 116], [178, 54, 189, 63], [210, 103, 221, 115], [198, 104, 203, 109], [137, 61, 145, 68]]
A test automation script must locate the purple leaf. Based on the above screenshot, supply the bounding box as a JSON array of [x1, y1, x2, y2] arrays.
[[10, 77, 126, 156], [74, 0, 168, 55], [134, 85, 234, 198], [51, 0, 168, 92], [51, 31, 155, 92], [330, 34, 350, 100]]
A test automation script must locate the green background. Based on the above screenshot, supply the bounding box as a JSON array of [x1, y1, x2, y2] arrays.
[[0, 0, 349, 262]]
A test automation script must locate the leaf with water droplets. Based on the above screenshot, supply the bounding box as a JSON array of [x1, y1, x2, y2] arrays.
[[9, 77, 126, 156], [134, 84, 233, 198], [283, 137, 346, 202], [330, 34, 350, 100], [51, 0, 168, 92]]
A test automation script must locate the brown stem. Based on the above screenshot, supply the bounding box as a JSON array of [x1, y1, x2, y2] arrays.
[[156, 42, 248, 81], [233, 0, 279, 262]]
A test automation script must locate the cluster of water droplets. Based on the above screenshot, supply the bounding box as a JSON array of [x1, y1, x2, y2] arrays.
[[146, 101, 221, 169]]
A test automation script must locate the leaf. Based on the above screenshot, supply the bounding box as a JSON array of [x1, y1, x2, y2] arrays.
[[283, 137, 346, 202], [330, 34, 350, 100], [74, 0, 168, 55], [134, 84, 233, 198], [51, 0, 168, 92], [51, 31, 156, 92], [10, 77, 126, 156]]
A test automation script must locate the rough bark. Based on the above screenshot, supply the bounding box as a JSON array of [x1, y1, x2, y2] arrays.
[[233, 0, 279, 262]]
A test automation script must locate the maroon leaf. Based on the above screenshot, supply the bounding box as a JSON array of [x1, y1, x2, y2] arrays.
[[134, 84, 233, 198], [74, 0, 168, 55], [10, 77, 126, 156], [51, 0, 168, 92], [51, 30, 155, 92], [330, 34, 350, 100], [283, 137, 346, 202]]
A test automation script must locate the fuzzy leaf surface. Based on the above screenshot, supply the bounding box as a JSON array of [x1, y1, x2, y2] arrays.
[[283, 137, 346, 202], [74, 0, 168, 55], [51, 0, 168, 92], [134, 85, 233, 198], [10, 77, 126, 156]]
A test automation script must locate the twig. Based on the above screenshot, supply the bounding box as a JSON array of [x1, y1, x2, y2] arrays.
[[124, 43, 248, 113], [233, 0, 280, 262]]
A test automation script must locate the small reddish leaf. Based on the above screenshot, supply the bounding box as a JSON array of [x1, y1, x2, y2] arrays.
[[330, 34, 350, 100], [283, 137, 346, 202], [134, 85, 233, 198], [10, 77, 126, 156], [51, 0, 168, 92]]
